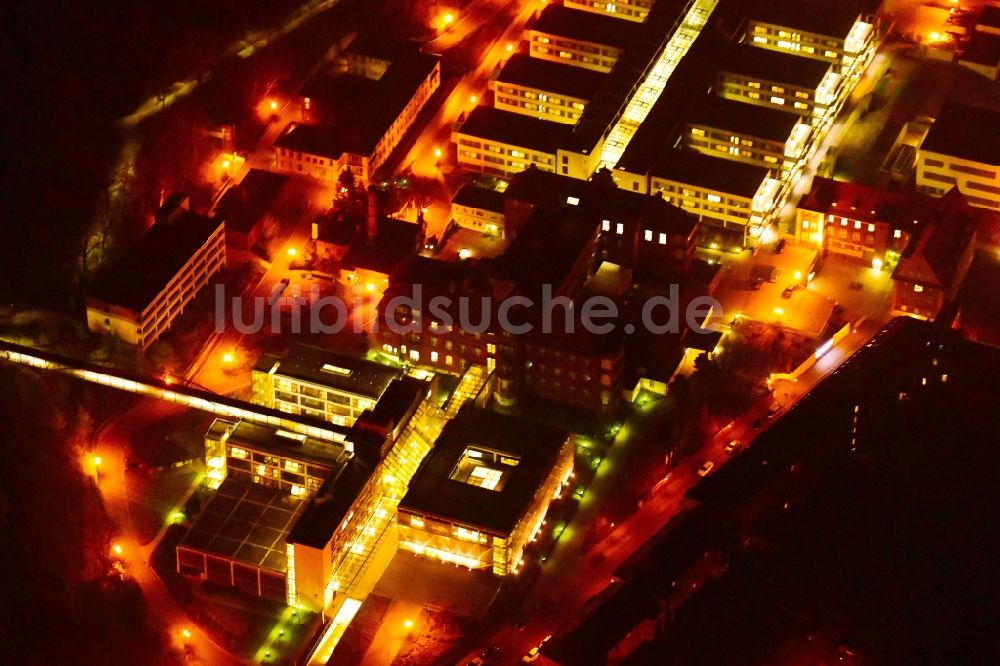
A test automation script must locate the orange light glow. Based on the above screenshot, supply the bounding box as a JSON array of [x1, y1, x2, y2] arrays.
[[269, 100, 278, 111], [287, 247, 297, 258], [163, 375, 175, 385], [221, 351, 234, 365], [469, 94, 478, 105], [506, 43, 514, 53], [433, 147, 443, 159], [221, 159, 231, 169], [93, 455, 102, 467], [112, 543, 123, 556], [443, 13, 454, 25], [403, 619, 414, 629]]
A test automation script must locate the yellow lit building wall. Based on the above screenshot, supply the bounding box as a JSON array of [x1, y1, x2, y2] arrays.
[[564, 0, 655, 23], [86, 222, 226, 348], [454, 132, 557, 180], [916, 149, 1000, 211], [452, 202, 507, 238], [492, 81, 588, 125], [526, 29, 623, 73], [250, 368, 379, 427]]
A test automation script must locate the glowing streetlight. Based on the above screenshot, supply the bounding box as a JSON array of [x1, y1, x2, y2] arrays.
[[221, 159, 231, 170], [506, 43, 514, 53], [774, 307, 785, 317], [221, 350, 235, 365], [269, 100, 278, 112], [793, 270, 803, 281], [287, 247, 297, 258], [181, 628, 192, 640], [458, 248, 472, 260], [469, 94, 478, 105], [112, 543, 123, 556], [433, 147, 442, 159], [443, 13, 454, 26], [93, 455, 102, 468], [403, 619, 414, 629], [871, 257, 883, 272]]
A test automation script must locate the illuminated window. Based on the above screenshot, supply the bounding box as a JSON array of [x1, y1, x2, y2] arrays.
[[567, 196, 580, 206], [431, 351, 439, 363], [409, 349, 420, 362], [230, 447, 247, 459], [602, 219, 611, 231], [868, 223, 875, 232], [659, 233, 667, 245], [615, 222, 624, 235], [913, 284, 923, 293], [410, 516, 424, 528], [854, 221, 862, 230], [771, 96, 785, 105], [894, 229, 902, 239], [446, 355, 453, 366], [470, 466, 503, 490], [802, 221, 810, 230], [707, 194, 722, 203], [284, 460, 300, 473], [290, 485, 304, 497], [644, 229, 653, 241]]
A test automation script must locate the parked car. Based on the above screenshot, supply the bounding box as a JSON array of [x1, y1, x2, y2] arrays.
[[774, 238, 787, 254], [697, 461, 715, 477], [724, 439, 741, 455], [781, 286, 795, 299]]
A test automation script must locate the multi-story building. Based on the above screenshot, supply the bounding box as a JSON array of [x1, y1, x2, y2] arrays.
[[744, 0, 878, 70], [526, 4, 643, 73], [178, 372, 435, 611], [639, 150, 781, 244], [916, 103, 1000, 211], [454, 107, 569, 178], [450, 184, 507, 238], [252, 345, 402, 427], [273, 35, 440, 184], [86, 195, 226, 348], [891, 189, 979, 321], [682, 95, 813, 172], [213, 169, 289, 266], [397, 406, 573, 575], [564, 0, 656, 23], [491, 54, 604, 125], [795, 177, 916, 266], [715, 44, 842, 119]]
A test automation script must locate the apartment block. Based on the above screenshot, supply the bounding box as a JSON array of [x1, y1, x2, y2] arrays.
[[86, 195, 226, 348], [564, 0, 656, 23], [453, 107, 569, 179], [916, 103, 1000, 211], [683, 95, 812, 172], [491, 54, 604, 125], [744, 0, 877, 69], [274, 35, 440, 184], [715, 44, 841, 118], [526, 4, 643, 73]]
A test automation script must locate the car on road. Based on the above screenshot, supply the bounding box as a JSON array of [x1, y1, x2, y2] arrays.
[[781, 286, 795, 299], [466, 659, 484, 666], [774, 238, 786, 254], [768, 403, 782, 418], [697, 461, 715, 476], [751, 418, 763, 429], [522, 647, 541, 662], [724, 439, 741, 455]]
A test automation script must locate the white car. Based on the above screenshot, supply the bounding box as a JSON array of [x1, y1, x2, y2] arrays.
[[697, 461, 715, 477], [724, 439, 741, 455]]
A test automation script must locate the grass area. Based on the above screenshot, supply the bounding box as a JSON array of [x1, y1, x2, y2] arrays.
[[392, 608, 465, 666]]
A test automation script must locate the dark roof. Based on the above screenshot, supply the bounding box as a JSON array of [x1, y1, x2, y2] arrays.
[[178, 477, 303, 572], [530, 3, 644, 48], [456, 106, 571, 153], [959, 31, 1000, 67], [215, 169, 289, 235], [451, 184, 506, 213], [892, 189, 978, 289], [224, 419, 352, 468], [287, 456, 376, 548], [356, 376, 428, 434], [719, 43, 833, 89], [399, 406, 570, 535], [746, 0, 866, 39], [646, 149, 774, 198], [282, 35, 439, 158], [494, 54, 605, 100], [255, 345, 401, 399], [504, 166, 589, 207], [921, 102, 1000, 166], [798, 177, 913, 230], [977, 5, 1000, 31], [89, 208, 222, 312], [687, 94, 803, 142], [341, 216, 422, 275], [315, 210, 361, 247]]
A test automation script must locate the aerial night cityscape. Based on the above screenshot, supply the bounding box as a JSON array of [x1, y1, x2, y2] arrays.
[[4, 0, 1000, 664]]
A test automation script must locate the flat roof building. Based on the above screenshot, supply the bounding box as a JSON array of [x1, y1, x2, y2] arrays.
[[252, 345, 402, 427], [491, 54, 605, 125], [398, 406, 573, 575], [744, 0, 878, 69], [86, 196, 226, 348], [274, 35, 440, 184], [715, 43, 842, 118], [683, 94, 813, 171], [450, 184, 507, 238], [916, 102, 1000, 211], [526, 4, 644, 73], [454, 106, 571, 179], [564, 0, 658, 24]]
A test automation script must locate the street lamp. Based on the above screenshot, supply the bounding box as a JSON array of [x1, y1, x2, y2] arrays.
[[221, 350, 235, 366], [469, 94, 478, 105], [403, 619, 414, 630], [433, 147, 442, 160], [287, 247, 297, 258]]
